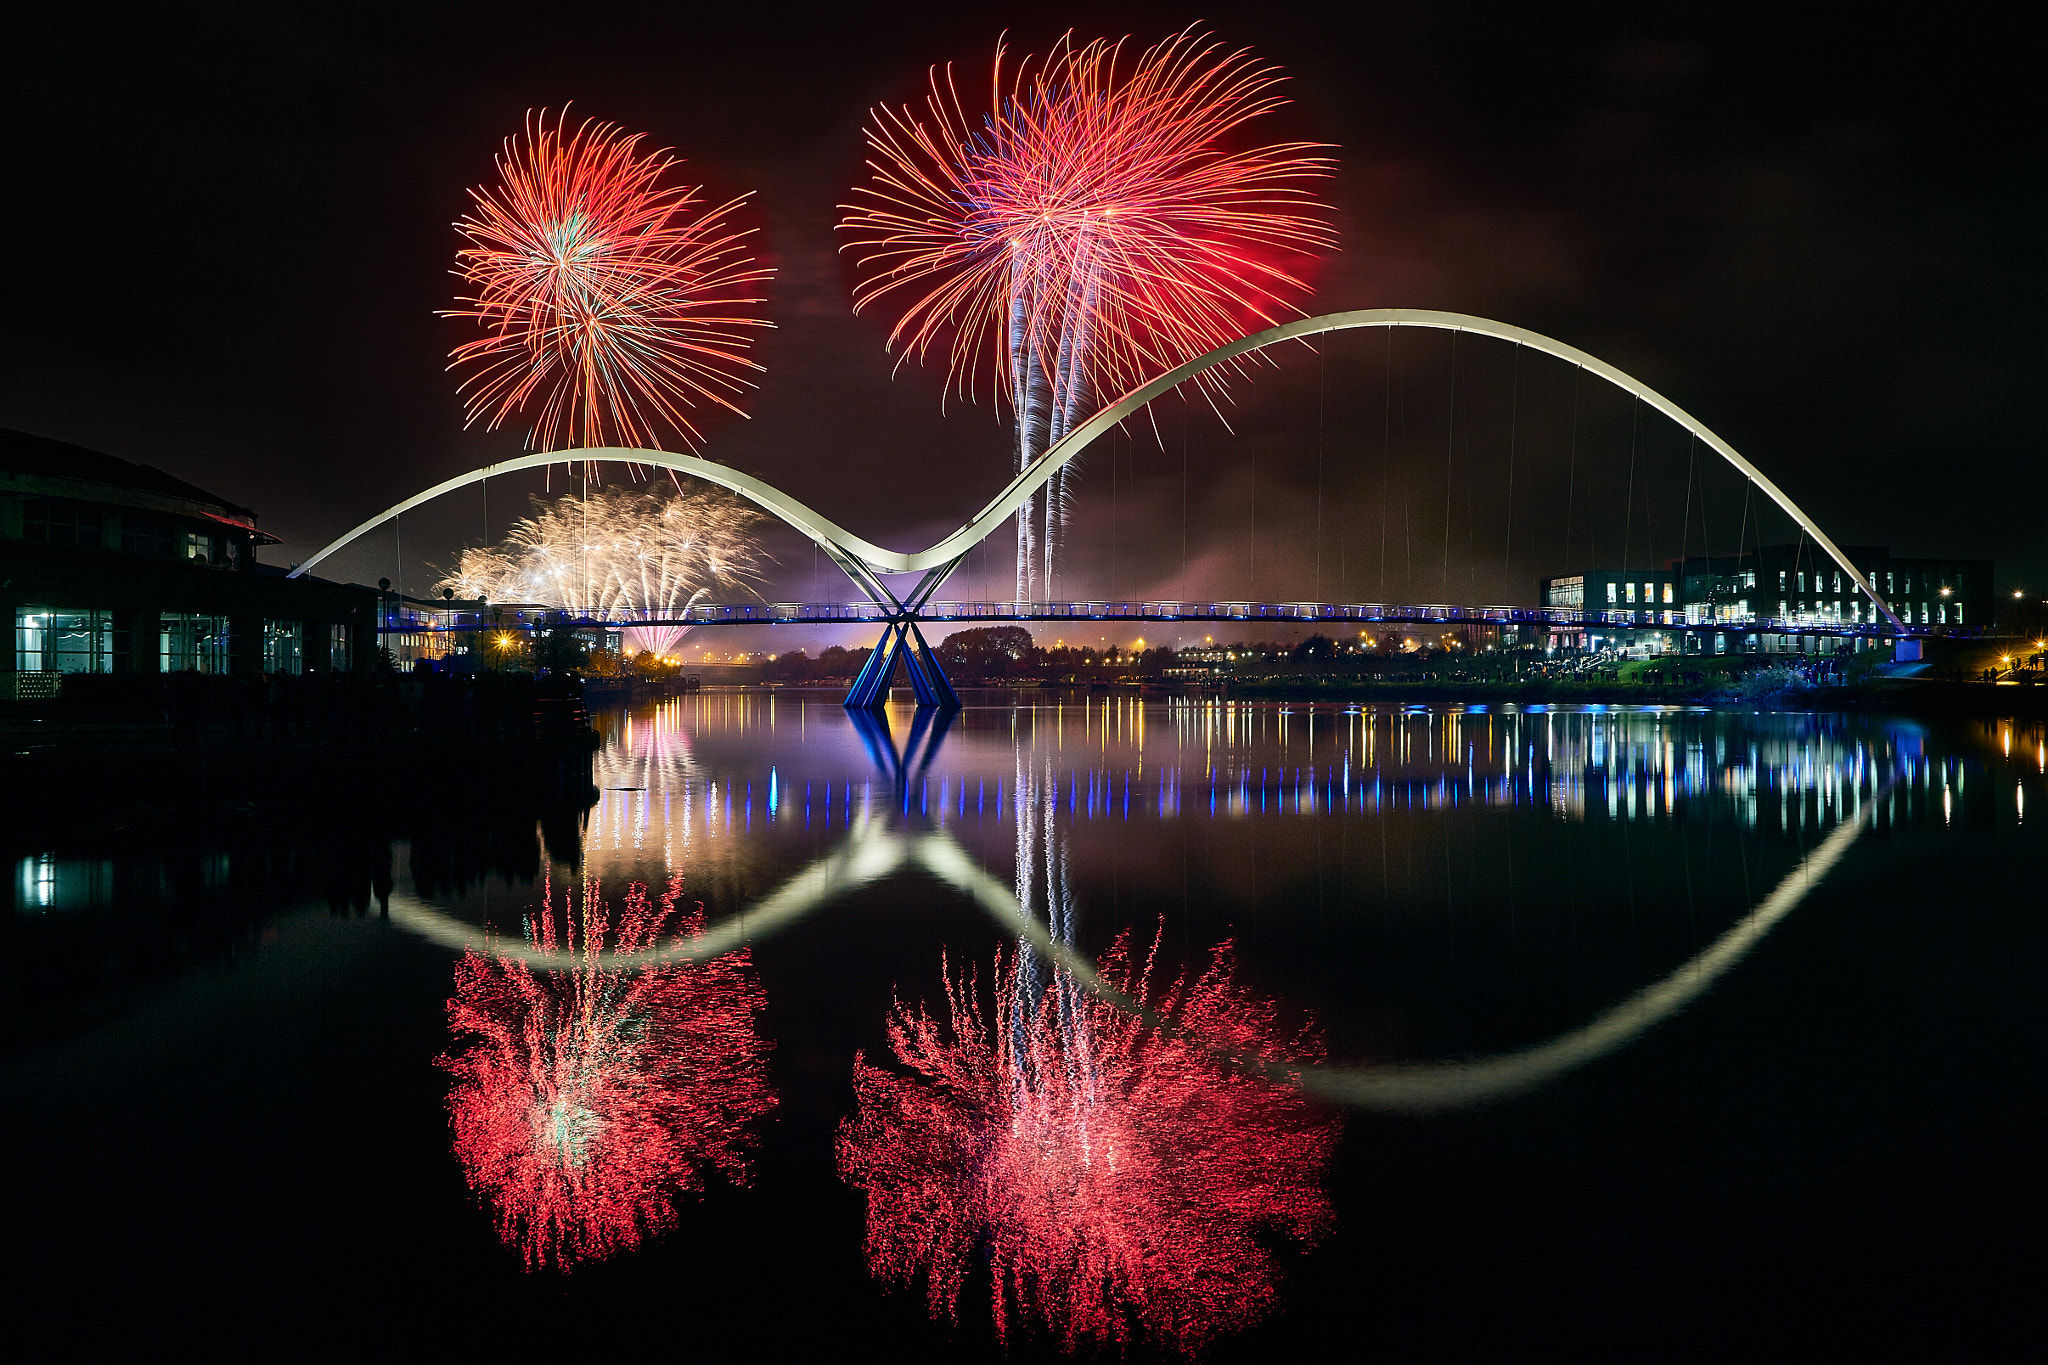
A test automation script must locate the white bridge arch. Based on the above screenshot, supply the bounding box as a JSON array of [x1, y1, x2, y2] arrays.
[[292, 308, 1906, 668]]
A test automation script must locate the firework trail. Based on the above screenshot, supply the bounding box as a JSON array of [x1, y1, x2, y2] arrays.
[[842, 28, 1333, 599], [440, 873, 775, 1271], [436, 482, 768, 655], [444, 108, 773, 462], [837, 933, 1339, 1355]]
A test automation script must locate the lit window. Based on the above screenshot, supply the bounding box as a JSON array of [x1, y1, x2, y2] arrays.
[[1606, 583, 1617, 604], [1798, 572, 1807, 593], [16, 607, 117, 673], [262, 619, 303, 674], [1625, 583, 1636, 603], [1778, 570, 1788, 591], [1662, 584, 1674, 604], [160, 613, 229, 673]]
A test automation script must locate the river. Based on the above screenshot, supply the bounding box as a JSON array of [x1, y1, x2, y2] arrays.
[[8, 696, 2040, 1356]]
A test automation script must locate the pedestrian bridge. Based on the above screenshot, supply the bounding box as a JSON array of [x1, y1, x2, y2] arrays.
[[307, 307, 1940, 708], [384, 597, 1923, 635]]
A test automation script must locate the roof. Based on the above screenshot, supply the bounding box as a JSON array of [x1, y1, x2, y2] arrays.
[[0, 427, 261, 522]]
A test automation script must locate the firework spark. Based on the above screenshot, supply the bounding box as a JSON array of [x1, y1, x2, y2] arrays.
[[444, 108, 773, 457], [841, 28, 1334, 597], [440, 874, 775, 1271], [437, 481, 768, 655], [837, 934, 1339, 1355]]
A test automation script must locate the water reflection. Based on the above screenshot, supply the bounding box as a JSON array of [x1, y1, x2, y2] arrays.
[[393, 697, 2041, 1305], [397, 705, 2034, 1070], [837, 934, 1337, 1355], [439, 872, 774, 1271]]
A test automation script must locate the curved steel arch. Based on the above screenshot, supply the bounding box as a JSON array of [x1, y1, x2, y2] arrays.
[[288, 446, 904, 583], [290, 308, 1901, 630]]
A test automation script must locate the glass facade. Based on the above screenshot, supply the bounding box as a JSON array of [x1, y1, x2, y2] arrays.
[[120, 512, 174, 557], [15, 607, 117, 672], [15, 853, 116, 913], [160, 613, 229, 673], [22, 498, 104, 548], [262, 619, 303, 674]]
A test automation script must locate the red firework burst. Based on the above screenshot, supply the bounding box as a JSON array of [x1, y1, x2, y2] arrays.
[[836, 936, 1340, 1355], [440, 874, 774, 1271], [841, 27, 1334, 415], [444, 108, 773, 454]]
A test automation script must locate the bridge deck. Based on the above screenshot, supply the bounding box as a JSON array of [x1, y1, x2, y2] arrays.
[[381, 600, 1951, 638]]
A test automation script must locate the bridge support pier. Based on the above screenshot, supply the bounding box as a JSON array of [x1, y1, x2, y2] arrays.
[[845, 617, 959, 711]]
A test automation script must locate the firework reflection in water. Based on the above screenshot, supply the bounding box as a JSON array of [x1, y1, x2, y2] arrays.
[[441, 873, 774, 1271], [838, 934, 1339, 1355]]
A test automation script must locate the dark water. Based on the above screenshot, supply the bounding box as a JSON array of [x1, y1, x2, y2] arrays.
[[8, 696, 2041, 1356]]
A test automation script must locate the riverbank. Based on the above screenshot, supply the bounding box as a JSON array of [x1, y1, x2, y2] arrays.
[[747, 677, 2048, 716], [1217, 676, 2048, 713], [0, 671, 602, 849]]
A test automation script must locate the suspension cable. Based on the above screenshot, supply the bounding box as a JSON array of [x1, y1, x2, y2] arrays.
[[1442, 332, 1458, 598], [1504, 343, 1520, 575], [1564, 365, 1581, 572]]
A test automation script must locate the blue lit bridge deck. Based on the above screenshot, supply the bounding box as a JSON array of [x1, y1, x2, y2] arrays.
[[381, 599, 1948, 639]]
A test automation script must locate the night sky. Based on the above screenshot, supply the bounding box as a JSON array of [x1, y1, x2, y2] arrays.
[[5, 1, 2040, 637]]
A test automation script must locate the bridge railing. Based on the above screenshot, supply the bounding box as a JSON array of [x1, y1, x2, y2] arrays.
[[373, 599, 1981, 640]]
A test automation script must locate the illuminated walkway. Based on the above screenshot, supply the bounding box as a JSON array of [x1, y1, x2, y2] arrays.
[[387, 596, 1922, 638]]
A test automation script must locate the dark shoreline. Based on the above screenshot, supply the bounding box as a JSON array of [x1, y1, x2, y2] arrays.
[[1211, 677, 2048, 714], [745, 678, 2048, 716]]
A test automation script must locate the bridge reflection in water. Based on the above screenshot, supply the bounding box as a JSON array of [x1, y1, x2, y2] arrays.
[[393, 698, 2002, 1051], [380, 697, 2035, 1335]]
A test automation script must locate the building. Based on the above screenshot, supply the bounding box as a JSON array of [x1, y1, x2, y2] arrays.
[[1539, 567, 1684, 652], [1675, 544, 1993, 632], [1, 428, 379, 695], [1540, 543, 1994, 656]]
